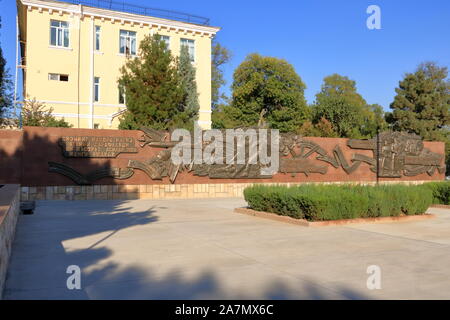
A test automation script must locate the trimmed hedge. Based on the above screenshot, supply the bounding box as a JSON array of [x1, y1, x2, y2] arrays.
[[243, 182, 449, 222], [422, 181, 450, 205]]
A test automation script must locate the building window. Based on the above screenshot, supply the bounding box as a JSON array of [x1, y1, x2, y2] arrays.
[[95, 26, 101, 51], [50, 20, 69, 47], [160, 35, 170, 50], [94, 123, 99, 129], [49, 73, 69, 81], [94, 77, 100, 102], [118, 85, 126, 104], [119, 30, 136, 55], [180, 38, 195, 62]]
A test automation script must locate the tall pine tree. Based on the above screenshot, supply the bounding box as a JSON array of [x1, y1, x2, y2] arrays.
[[388, 62, 450, 174], [118, 35, 185, 130], [388, 62, 449, 140], [176, 45, 199, 129]]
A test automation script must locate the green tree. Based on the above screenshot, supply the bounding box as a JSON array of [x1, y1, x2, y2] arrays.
[[21, 98, 71, 127], [211, 103, 235, 129], [177, 45, 199, 130], [387, 62, 449, 139], [387, 62, 449, 174], [363, 103, 388, 135], [299, 117, 338, 137], [312, 74, 380, 138], [217, 53, 309, 132], [118, 35, 185, 130], [211, 40, 231, 109], [0, 16, 12, 124]]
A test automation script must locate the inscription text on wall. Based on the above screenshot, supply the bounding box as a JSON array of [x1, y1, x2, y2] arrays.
[[59, 136, 138, 158]]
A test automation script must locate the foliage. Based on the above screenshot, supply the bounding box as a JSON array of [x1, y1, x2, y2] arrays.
[[243, 184, 436, 221], [388, 62, 449, 139], [422, 181, 450, 205], [118, 35, 187, 130], [21, 98, 71, 127], [211, 40, 231, 109], [298, 117, 338, 137], [215, 53, 309, 132], [364, 103, 388, 135], [211, 103, 237, 129], [446, 142, 450, 175], [387, 62, 450, 174], [311, 74, 384, 138], [177, 45, 199, 130]]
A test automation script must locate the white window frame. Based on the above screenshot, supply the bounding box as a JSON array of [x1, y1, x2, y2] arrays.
[[95, 25, 101, 51], [94, 77, 100, 102], [160, 35, 170, 50], [180, 38, 195, 62], [48, 73, 69, 81], [119, 30, 137, 56], [50, 20, 70, 48]]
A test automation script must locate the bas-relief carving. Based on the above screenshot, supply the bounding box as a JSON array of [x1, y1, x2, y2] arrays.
[[279, 131, 444, 178], [48, 129, 445, 185], [348, 132, 445, 177], [48, 161, 134, 185]]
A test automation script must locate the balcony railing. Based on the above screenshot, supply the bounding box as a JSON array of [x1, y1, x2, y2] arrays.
[[54, 0, 210, 25]]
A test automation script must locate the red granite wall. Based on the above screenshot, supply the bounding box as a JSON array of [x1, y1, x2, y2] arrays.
[[0, 126, 445, 187], [0, 130, 23, 184]]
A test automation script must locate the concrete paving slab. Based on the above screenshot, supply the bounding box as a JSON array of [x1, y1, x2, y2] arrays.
[[3, 198, 450, 299]]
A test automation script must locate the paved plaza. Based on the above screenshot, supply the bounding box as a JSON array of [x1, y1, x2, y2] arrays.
[[4, 198, 450, 299]]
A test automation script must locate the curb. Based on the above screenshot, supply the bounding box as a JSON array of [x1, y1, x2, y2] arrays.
[[234, 207, 436, 227], [429, 204, 450, 209]]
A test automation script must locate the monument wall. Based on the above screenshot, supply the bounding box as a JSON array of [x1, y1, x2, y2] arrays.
[[0, 184, 20, 298], [0, 126, 445, 201]]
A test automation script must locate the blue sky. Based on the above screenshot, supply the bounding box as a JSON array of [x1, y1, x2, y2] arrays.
[[1, 0, 449, 110]]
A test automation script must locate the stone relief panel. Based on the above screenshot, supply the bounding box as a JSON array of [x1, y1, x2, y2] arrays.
[[348, 131, 445, 177], [48, 129, 445, 185], [48, 162, 134, 185]]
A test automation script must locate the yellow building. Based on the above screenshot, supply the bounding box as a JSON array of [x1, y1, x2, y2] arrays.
[[16, 0, 220, 129]]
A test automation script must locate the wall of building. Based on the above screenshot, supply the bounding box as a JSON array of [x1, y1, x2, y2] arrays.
[[20, 1, 215, 129]]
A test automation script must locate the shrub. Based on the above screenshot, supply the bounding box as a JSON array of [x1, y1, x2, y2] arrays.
[[243, 184, 436, 221], [421, 181, 450, 205], [21, 98, 71, 128]]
